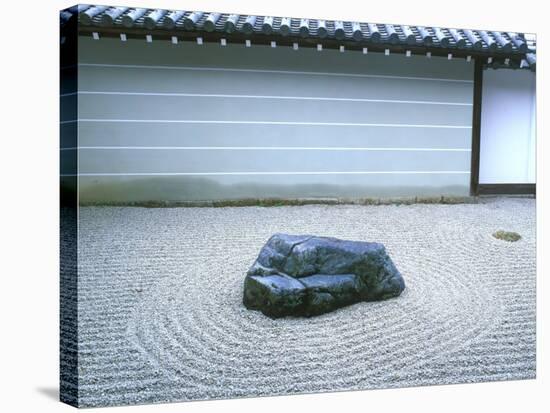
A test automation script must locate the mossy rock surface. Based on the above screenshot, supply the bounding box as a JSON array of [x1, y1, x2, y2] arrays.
[[492, 230, 522, 242]]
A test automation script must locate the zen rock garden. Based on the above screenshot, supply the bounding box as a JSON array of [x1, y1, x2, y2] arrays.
[[243, 234, 406, 318]]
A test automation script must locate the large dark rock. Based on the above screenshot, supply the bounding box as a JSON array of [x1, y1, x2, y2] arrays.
[[243, 234, 405, 318]]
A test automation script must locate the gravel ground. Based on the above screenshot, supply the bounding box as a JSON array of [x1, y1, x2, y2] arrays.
[[63, 197, 536, 407]]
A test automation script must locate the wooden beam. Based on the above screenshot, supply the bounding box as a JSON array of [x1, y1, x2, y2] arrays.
[[470, 58, 484, 196], [73, 27, 528, 66], [478, 184, 535, 195]]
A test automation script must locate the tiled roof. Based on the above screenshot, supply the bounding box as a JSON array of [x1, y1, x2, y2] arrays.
[[60, 4, 536, 70]]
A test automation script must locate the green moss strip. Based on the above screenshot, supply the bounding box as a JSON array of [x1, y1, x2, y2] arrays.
[[492, 230, 522, 242], [78, 196, 478, 208]]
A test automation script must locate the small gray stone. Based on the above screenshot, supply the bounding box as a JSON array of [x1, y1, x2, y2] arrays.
[[243, 234, 405, 318]]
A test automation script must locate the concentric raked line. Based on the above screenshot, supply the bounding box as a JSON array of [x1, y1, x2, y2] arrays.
[[100, 260, 516, 388], [126, 230, 512, 388], [134, 270, 492, 380], [125, 232, 504, 390]]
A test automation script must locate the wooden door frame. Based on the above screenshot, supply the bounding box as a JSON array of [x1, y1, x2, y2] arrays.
[[469, 58, 483, 196], [469, 59, 536, 196]]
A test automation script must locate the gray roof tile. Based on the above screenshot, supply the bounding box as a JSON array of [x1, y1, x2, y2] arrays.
[[62, 4, 536, 69]]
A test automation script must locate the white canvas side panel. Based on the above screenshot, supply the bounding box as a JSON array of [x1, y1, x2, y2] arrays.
[[527, 90, 536, 183], [479, 69, 536, 184]]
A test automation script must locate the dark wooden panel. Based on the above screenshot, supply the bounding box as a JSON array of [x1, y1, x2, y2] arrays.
[[470, 58, 483, 196], [59, 9, 79, 407], [478, 184, 536, 195]]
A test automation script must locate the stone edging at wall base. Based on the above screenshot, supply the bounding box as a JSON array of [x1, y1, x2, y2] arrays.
[[74, 195, 538, 208]]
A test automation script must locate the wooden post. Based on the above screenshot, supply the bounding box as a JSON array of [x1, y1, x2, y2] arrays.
[[163, 10, 185, 29], [478, 184, 535, 195], [470, 58, 484, 196]]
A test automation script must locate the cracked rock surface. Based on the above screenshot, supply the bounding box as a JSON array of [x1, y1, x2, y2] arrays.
[[243, 234, 405, 318]]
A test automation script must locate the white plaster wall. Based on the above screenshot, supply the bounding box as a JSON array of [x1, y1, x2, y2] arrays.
[[69, 37, 475, 203], [479, 68, 536, 184]]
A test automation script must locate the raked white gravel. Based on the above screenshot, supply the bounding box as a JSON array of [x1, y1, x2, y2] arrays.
[[66, 197, 536, 407]]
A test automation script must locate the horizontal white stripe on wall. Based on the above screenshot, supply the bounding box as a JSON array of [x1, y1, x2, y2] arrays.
[[73, 91, 472, 106], [60, 146, 471, 152], [73, 119, 472, 128], [79, 63, 474, 84], [62, 171, 470, 177]]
